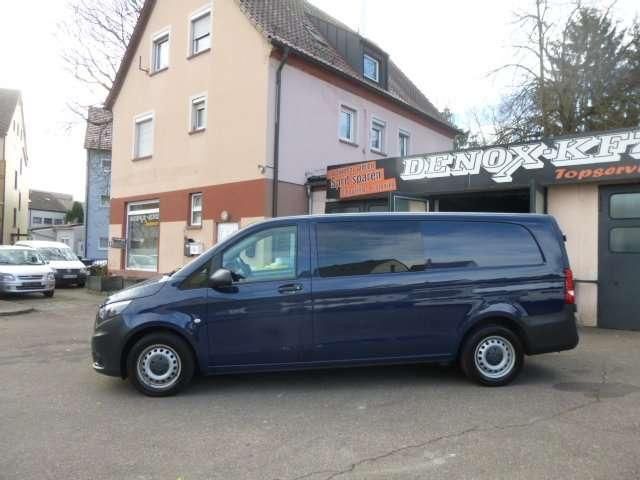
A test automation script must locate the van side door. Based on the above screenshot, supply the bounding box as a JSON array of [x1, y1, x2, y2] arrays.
[[310, 219, 441, 362], [205, 222, 312, 369]]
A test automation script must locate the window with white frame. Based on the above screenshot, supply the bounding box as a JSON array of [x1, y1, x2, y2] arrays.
[[339, 106, 356, 143], [133, 114, 154, 158], [190, 9, 211, 56], [363, 54, 379, 82], [370, 119, 386, 153], [102, 159, 111, 172], [190, 193, 203, 226], [54, 218, 63, 225], [33, 216, 42, 225], [399, 130, 410, 156], [99, 237, 109, 250], [44, 217, 52, 225], [152, 32, 170, 72], [100, 195, 110, 207], [190, 95, 207, 131]]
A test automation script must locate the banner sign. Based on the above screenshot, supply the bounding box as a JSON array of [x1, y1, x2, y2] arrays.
[[327, 128, 640, 199]]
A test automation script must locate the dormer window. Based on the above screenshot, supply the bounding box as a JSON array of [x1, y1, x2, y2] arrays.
[[363, 54, 379, 83]]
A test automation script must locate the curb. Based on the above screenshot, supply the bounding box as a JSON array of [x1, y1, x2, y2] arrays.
[[0, 307, 35, 317]]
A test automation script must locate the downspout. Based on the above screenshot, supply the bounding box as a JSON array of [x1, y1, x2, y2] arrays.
[[272, 46, 290, 218]]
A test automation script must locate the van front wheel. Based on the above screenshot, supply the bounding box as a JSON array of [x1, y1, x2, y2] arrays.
[[127, 332, 195, 397], [460, 325, 524, 386]]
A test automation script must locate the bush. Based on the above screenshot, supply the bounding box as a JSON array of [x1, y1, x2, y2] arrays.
[[88, 263, 108, 277]]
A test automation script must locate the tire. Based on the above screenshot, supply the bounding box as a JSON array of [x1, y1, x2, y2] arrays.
[[43, 290, 54, 298], [459, 324, 524, 386], [126, 332, 195, 397], [77, 281, 86, 288]]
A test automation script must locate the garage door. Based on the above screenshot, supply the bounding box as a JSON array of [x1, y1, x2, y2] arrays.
[[598, 184, 640, 330]]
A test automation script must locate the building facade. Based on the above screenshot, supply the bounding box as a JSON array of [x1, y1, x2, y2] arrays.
[[324, 127, 640, 330], [105, 0, 458, 276], [0, 89, 29, 244], [84, 107, 112, 262], [30, 224, 85, 258], [28, 190, 73, 229]]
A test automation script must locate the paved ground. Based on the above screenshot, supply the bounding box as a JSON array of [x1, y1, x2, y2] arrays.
[[1, 289, 640, 480]]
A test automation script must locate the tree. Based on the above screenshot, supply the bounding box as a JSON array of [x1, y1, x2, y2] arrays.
[[58, 0, 143, 115], [441, 108, 489, 150], [66, 202, 85, 224], [495, 2, 640, 143]]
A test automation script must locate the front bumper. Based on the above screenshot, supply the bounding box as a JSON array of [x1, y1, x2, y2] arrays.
[[522, 305, 579, 355], [0, 279, 56, 293], [54, 272, 87, 285], [91, 316, 128, 377]]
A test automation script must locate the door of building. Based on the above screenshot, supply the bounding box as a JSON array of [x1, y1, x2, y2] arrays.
[[598, 184, 640, 330], [390, 193, 429, 212]]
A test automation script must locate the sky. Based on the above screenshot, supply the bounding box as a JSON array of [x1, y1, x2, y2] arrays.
[[0, 0, 638, 202]]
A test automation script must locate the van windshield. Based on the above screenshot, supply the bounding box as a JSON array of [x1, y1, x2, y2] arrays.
[[0, 249, 47, 265], [37, 247, 78, 262]]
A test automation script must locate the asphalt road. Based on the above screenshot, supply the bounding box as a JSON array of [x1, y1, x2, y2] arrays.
[[1, 288, 640, 480]]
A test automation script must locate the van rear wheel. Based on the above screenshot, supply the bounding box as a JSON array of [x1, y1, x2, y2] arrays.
[[126, 332, 195, 397], [460, 325, 524, 386]]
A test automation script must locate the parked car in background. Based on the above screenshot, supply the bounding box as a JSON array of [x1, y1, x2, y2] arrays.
[[92, 213, 579, 396], [16, 240, 87, 287], [0, 246, 55, 297]]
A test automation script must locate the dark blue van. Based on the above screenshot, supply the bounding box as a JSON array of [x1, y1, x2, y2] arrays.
[[92, 213, 579, 396]]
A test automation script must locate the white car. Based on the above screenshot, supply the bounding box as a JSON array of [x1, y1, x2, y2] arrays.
[[0, 245, 56, 297], [15, 240, 88, 287]]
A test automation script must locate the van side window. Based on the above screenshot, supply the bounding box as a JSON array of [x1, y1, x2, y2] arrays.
[[316, 221, 424, 277], [422, 221, 543, 268], [222, 226, 297, 283]]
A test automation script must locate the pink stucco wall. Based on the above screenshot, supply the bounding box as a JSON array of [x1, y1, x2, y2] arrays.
[[271, 58, 454, 186]]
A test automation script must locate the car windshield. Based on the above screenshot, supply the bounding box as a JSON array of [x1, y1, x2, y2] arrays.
[[0, 249, 46, 265], [37, 246, 78, 261]]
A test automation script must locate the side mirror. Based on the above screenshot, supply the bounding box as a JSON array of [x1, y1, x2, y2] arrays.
[[208, 268, 233, 289]]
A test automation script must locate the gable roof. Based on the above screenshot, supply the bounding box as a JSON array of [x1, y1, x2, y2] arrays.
[[29, 190, 74, 213], [105, 0, 458, 135], [0, 89, 21, 137], [239, 0, 450, 128], [84, 106, 113, 150]]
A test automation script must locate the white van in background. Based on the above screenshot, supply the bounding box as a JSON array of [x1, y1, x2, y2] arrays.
[[16, 241, 88, 287]]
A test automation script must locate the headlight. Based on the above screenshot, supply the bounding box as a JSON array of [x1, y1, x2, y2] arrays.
[[46, 272, 55, 281], [80, 268, 88, 275], [97, 300, 132, 323], [0, 273, 15, 281]]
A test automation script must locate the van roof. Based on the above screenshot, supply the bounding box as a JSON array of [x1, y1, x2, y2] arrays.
[[260, 212, 553, 224], [15, 240, 72, 248]]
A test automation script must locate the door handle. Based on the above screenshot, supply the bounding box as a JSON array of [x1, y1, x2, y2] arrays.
[[278, 283, 303, 294]]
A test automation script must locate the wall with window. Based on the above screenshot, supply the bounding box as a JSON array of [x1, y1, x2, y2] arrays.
[[28, 209, 67, 229], [547, 183, 598, 327], [85, 149, 111, 261], [110, 0, 273, 200], [272, 57, 454, 188], [2, 101, 29, 244]]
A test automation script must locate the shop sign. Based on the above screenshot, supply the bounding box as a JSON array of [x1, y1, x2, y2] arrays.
[[110, 237, 126, 249], [327, 127, 640, 199]]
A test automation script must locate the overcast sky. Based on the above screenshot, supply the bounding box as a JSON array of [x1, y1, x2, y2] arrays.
[[0, 0, 637, 201]]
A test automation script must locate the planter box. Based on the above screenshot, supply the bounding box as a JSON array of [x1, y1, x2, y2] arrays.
[[87, 275, 124, 292]]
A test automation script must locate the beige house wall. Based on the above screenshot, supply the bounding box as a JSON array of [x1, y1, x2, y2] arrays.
[[547, 184, 599, 327], [110, 0, 273, 200], [2, 102, 29, 244]]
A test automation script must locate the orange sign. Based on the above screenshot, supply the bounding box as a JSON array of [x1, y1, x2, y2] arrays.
[[327, 161, 397, 199]]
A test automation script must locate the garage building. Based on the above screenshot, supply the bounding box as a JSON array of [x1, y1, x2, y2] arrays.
[[317, 127, 640, 330]]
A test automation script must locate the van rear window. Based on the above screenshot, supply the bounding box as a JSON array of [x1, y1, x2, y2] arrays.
[[422, 221, 543, 269], [316, 221, 424, 277]]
